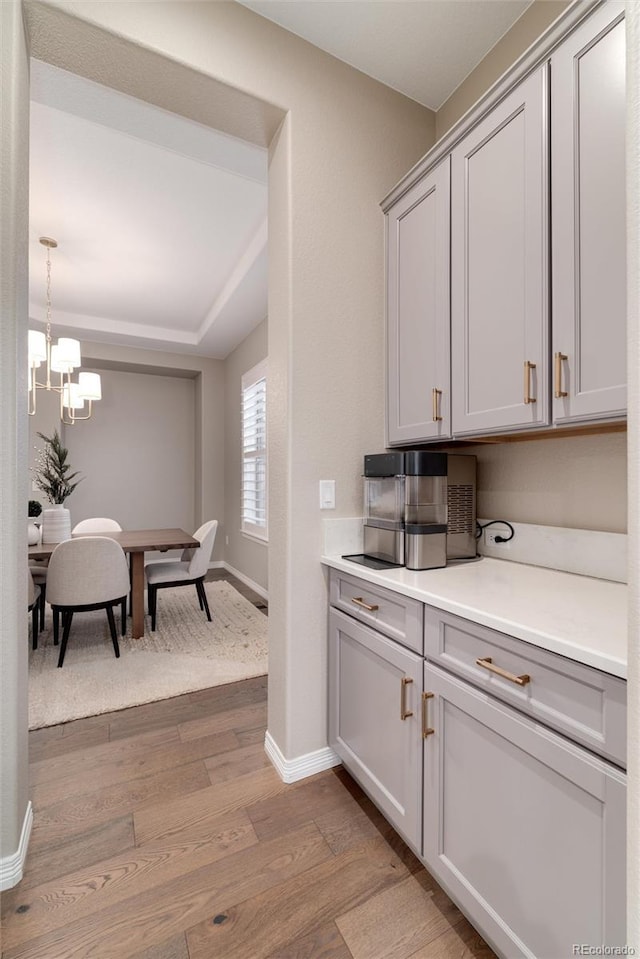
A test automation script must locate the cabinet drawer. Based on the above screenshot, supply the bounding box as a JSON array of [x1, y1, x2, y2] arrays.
[[329, 569, 423, 654], [424, 607, 626, 766]]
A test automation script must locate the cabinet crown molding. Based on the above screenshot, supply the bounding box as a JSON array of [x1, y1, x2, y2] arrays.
[[381, 0, 613, 212]]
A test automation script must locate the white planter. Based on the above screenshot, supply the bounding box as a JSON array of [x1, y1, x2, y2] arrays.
[[27, 519, 40, 546], [42, 505, 71, 544]]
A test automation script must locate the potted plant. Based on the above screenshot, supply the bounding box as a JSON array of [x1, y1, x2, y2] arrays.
[[27, 499, 42, 546], [32, 430, 83, 543]]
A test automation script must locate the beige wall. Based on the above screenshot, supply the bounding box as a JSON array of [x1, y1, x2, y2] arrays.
[[224, 318, 268, 593], [626, 1, 639, 944], [467, 431, 627, 533], [28, 370, 197, 540], [1, 0, 30, 875], [24, 0, 435, 766], [64, 368, 196, 534], [67, 341, 226, 561]]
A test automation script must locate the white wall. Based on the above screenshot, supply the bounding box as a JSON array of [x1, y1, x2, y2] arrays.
[[224, 318, 268, 592]]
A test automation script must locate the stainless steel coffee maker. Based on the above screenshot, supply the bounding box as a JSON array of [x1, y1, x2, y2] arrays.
[[358, 451, 476, 570]]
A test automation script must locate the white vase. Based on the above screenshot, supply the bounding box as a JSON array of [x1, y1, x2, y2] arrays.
[[27, 518, 40, 546], [42, 505, 71, 544]]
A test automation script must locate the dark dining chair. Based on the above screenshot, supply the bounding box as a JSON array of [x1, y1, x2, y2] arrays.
[[47, 536, 130, 668], [28, 569, 41, 651]]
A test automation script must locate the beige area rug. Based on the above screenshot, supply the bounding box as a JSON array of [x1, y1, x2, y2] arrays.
[[28, 580, 268, 730]]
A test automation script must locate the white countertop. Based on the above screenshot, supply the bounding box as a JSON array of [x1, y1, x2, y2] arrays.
[[322, 554, 627, 679]]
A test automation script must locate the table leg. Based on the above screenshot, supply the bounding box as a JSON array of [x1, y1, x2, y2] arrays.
[[130, 551, 145, 638]]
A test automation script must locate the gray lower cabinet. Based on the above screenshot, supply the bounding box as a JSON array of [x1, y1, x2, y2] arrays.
[[450, 65, 549, 437], [328, 606, 423, 852], [386, 158, 451, 445], [327, 568, 627, 958], [551, 1, 626, 424], [422, 662, 627, 959]]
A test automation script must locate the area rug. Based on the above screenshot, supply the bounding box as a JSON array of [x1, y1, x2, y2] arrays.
[[28, 580, 268, 730]]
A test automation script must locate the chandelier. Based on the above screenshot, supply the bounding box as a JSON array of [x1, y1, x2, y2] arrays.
[[28, 237, 102, 425]]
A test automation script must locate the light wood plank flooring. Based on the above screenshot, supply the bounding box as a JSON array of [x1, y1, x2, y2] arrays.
[[3, 573, 495, 958], [1, 675, 497, 959]]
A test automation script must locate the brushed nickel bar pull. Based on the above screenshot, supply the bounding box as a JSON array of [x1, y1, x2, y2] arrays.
[[400, 677, 414, 720], [554, 352, 568, 398], [422, 691, 435, 737], [476, 656, 531, 687], [351, 596, 379, 612], [523, 360, 536, 405], [432, 387, 443, 422]]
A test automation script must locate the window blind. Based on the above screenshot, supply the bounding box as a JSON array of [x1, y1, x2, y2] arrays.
[[241, 362, 267, 538]]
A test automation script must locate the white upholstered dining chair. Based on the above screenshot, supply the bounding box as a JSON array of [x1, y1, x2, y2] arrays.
[[72, 517, 122, 533], [145, 520, 218, 631], [47, 536, 130, 668]]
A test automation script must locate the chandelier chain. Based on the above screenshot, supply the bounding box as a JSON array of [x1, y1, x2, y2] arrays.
[[45, 246, 52, 337]]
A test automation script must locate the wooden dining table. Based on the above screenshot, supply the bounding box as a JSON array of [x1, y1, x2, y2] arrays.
[[28, 528, 199, 639]]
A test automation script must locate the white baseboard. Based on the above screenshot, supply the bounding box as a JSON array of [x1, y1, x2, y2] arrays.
[[0, 801, 32, 891], [220, 562, 268, 602], [264, 730, 342, 784]]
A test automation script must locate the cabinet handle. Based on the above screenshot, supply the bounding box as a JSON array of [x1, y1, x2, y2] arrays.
[[400, 677, 414, 720], [422, 691, 435, 737], [554, 352, 568, 398], [351, 596, 379, 612], [432, 387, 443, 422], [476, 656, 531, 687], [523, 360, 536, 405]]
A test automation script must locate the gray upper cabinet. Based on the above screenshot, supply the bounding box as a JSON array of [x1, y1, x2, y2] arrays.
[[451, 65, 550, 436], [386, 158, 451, 445], [551, 1, 626, 424]]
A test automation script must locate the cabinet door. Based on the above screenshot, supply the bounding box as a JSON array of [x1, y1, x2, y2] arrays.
[[386, 158, 451, 445], [423, 663, 626, 959], [552, 3, 626, 423], [451, 66, 549, 436], [328, 607, 422, 851]]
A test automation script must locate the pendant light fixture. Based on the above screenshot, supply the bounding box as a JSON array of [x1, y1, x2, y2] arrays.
[[28, 237, 102, 425]]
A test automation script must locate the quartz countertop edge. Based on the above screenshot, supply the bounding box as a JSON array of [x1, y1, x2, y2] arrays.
[[322, 554, 627, 680]]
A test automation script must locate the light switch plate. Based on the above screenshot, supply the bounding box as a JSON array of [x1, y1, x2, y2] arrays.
[[319, 480, 335, 510]]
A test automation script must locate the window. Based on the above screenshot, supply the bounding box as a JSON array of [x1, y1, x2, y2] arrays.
[[241, 359, 267, 540]]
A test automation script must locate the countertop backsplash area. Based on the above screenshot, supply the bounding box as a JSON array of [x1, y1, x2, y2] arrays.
[[322, 517, 627, 584], [476, 519, 627, 583]]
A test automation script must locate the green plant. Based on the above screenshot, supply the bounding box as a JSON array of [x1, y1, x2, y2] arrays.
[[32, 430, 83, 505], [28, 499, 42, 518]]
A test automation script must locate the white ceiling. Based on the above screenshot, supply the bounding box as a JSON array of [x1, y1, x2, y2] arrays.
[[29, 61, 268, 360], [29, 0, 534, 359], [238, 0, 534, 110]]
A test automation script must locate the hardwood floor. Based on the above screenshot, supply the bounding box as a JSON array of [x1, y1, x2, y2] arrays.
[[5, 573, 495, 957], [1, 674, 497, 959]]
